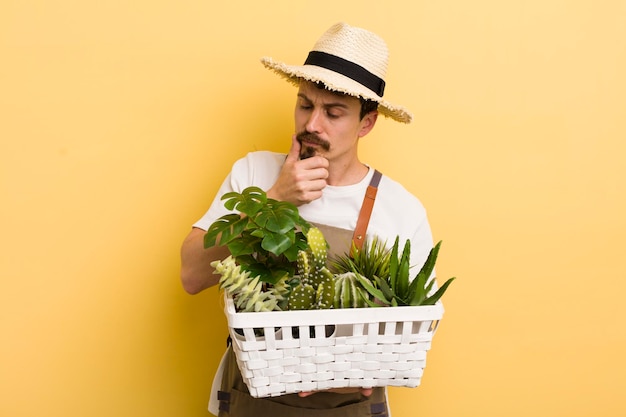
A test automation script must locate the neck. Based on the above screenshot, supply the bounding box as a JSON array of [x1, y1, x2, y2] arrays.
[[326, 159, 369, 186]]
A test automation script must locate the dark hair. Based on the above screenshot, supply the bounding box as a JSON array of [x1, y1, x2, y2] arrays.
[[313, 81, 379, 120], [359, 97, 379, 120]]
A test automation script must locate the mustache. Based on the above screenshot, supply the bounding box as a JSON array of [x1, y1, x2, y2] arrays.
[[296, 131, 330, 159]]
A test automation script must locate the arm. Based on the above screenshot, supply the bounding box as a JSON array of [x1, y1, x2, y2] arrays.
[[180, 227, 231, 294]]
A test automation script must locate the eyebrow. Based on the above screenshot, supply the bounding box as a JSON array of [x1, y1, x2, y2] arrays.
[[297, 93, 350, 110]]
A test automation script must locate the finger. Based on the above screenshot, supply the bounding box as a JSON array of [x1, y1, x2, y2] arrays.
[[295, 168, 329, 185], [361, 388, 373, 397], [285, 134, 301, 163], [297, 391, 314, 397], [298, 155, 329, 171]]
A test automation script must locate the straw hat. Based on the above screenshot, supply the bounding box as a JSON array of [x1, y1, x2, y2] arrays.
[[261, 22, 412, 124]]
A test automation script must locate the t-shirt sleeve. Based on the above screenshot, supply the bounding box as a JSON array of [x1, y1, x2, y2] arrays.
[[192, 151, 284, 231]]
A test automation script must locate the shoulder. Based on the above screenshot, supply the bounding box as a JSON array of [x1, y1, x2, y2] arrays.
[[377, 173, 427, 215], [234, 151, 286, 169], [229, 151, 286, 190]]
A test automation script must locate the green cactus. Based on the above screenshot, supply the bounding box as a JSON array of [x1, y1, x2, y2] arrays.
[[212, 256, 286, 312], [333, 272, 369, 308], [287, 227, 335, 310], [287, 283, 316, 310]]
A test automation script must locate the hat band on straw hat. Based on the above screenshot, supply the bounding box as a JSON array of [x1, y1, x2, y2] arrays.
[[304, 51, 386, 97]]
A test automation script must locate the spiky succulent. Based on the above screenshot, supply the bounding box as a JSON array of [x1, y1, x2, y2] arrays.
[[330, 235, 391, 280], [212, 256, 287, 312]]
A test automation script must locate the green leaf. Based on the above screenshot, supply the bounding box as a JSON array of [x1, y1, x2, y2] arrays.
[[354, 274, 389, 305], [298, 219, 311, 234], [413, 241, 442, 287], [422, 277, 456, 305], [357, 288, 386, 308], [234, 254, 256, 266], [204, 214, 247, 248], [424, 278, 436, 296], [407, 274, 420, 303], [250, 228, 265, 238], [409, 270, 428, 305], [244, 263, 290, 285], [220, 191, 241, 208], [395, 239, 411, 296], [282, 240, 302, 262], [222, 187, 266, 216], [261, 231, 293, 256], [374, 275, 394, 301], [256, 206, 297, 234], [388, 236, 400, 289], [227, 237, 258, 257], [240, 263, 272, 283]]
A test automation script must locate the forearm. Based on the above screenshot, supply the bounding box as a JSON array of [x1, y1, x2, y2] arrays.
[[180, 227, 231, 294]]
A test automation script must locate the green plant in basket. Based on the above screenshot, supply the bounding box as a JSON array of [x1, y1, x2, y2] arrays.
[[288, 227, 335, 310], [204, 186, 311, 285], [330, 235, 391, 281], [330, 236, 391, 308], [206, 187, 334, 313], [355, 238, 456, 307], [212, 255, 289, 312]]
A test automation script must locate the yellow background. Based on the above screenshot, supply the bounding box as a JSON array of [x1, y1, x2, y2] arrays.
[[2, 1, 625, 416]]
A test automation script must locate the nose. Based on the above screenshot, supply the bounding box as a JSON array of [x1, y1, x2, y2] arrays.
[[305, 108, 322, 133]]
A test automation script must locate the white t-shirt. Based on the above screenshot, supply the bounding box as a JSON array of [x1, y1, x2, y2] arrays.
[[194, 151, 434, 271]]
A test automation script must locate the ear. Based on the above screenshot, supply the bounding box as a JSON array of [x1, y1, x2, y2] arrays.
[[358, 111, 378, 138]]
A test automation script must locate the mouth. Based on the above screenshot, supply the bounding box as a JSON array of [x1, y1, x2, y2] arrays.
[[296, 131, 330, 159]]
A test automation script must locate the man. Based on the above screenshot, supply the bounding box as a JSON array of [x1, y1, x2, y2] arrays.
[[181, 22, 435, 416]]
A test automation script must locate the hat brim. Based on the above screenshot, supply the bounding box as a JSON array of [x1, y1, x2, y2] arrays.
[[261, 57, 412, 124]]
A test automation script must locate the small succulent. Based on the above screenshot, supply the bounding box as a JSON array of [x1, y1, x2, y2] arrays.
[[355, 239, 455, 307], [288, 228, 335, 310], [212, 256, 288, 312]]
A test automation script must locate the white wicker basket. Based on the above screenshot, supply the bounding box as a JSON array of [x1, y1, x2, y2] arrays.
[[224, 295, 444, 398]]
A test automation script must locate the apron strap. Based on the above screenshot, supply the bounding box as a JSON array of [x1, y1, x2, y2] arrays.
[[351, 169, 382, 254]]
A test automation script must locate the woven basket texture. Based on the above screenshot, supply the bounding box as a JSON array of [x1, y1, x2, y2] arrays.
[[224, 296, 444, 398]]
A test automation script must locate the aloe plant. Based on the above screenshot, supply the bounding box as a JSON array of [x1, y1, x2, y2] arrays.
[[355, 239, 455, 306], [204, 186, 311, 284]]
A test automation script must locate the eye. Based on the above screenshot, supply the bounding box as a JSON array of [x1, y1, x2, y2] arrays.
[[326, 109, 342, 119]]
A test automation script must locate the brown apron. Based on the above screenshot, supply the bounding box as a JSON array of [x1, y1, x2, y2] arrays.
[[217, 172, 388, 417]]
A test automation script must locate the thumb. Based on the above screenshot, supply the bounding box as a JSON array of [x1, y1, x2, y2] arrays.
[[285, 134, 301, 162]]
